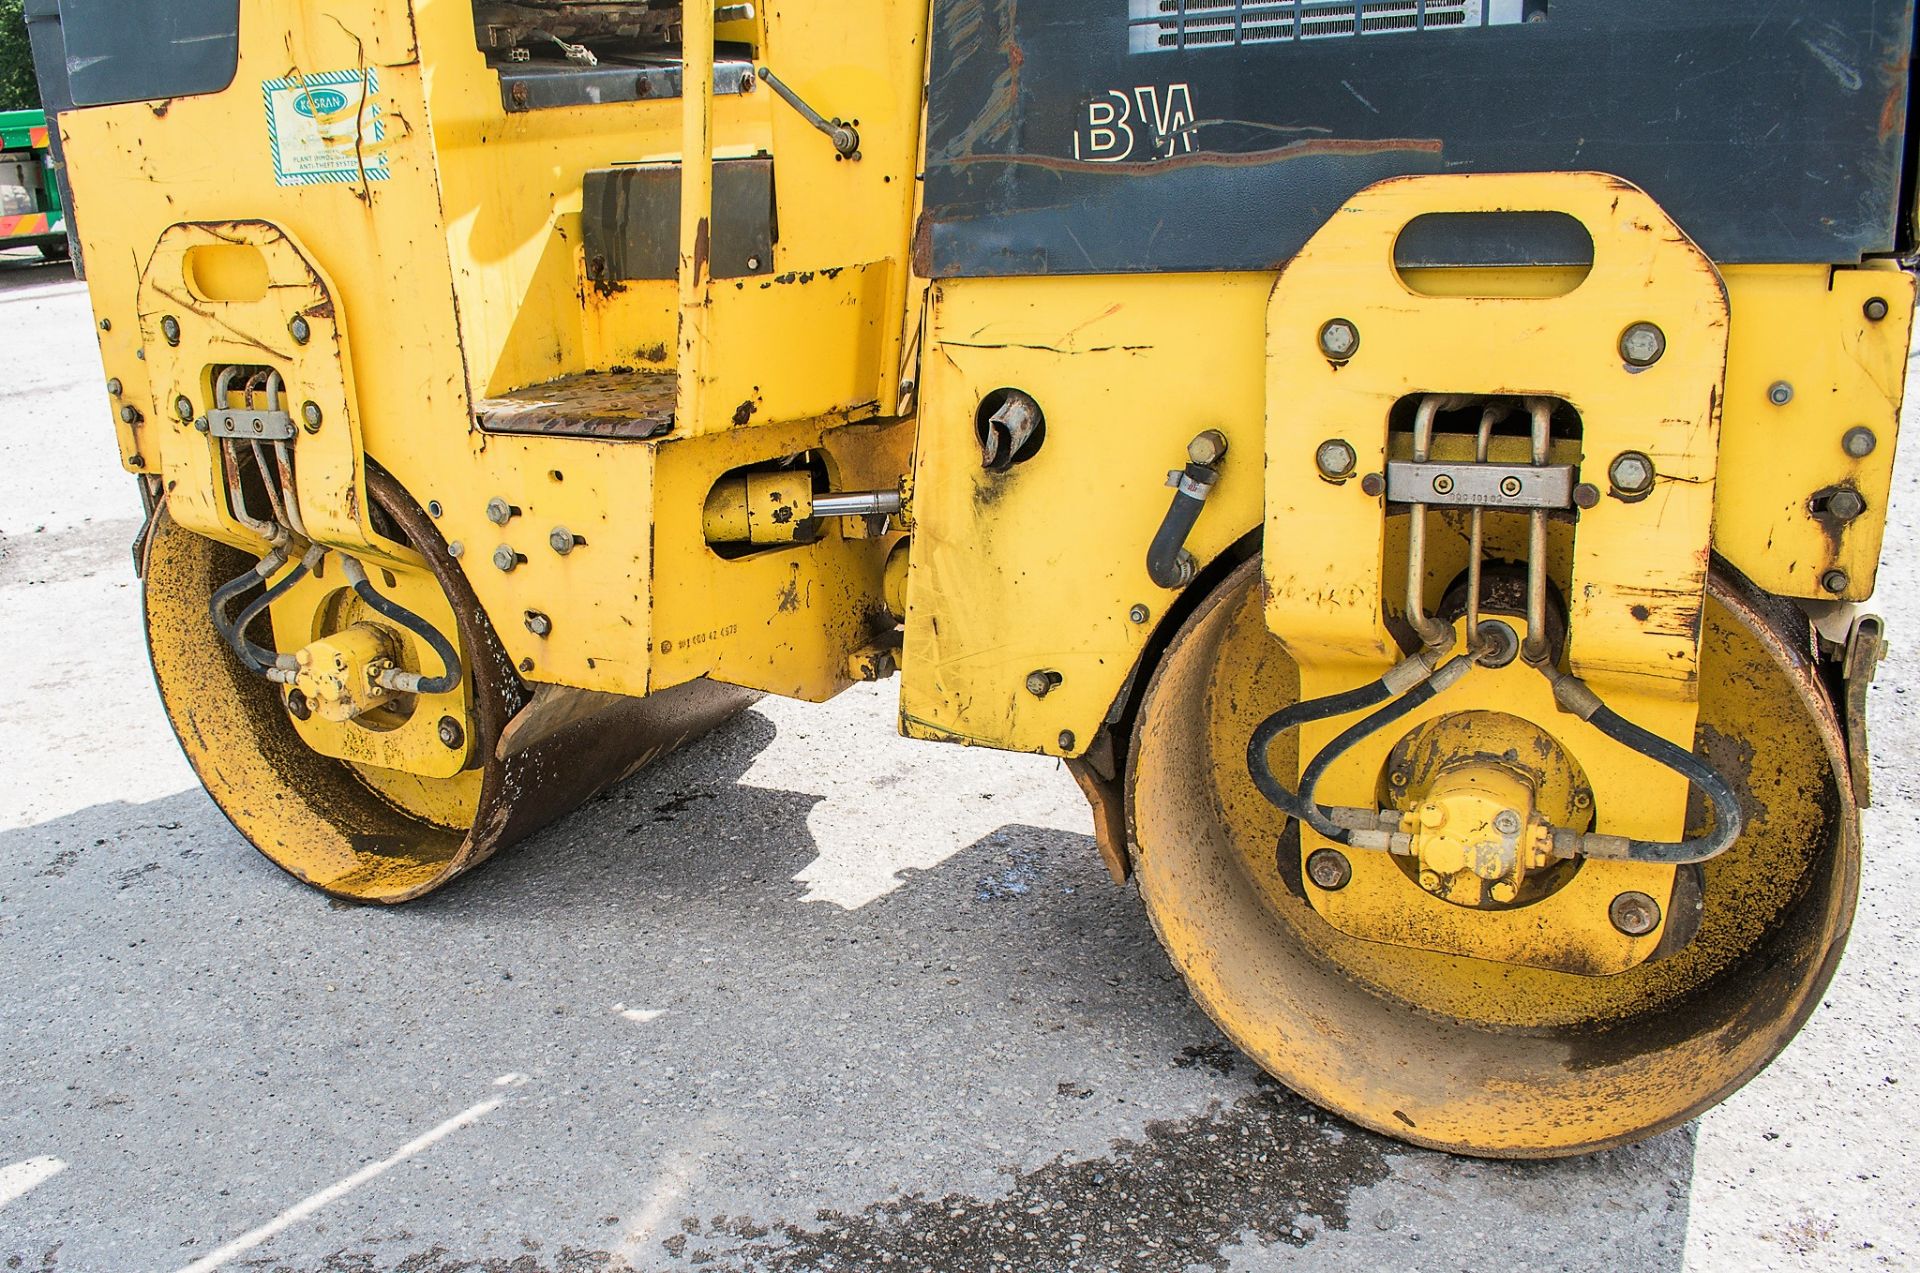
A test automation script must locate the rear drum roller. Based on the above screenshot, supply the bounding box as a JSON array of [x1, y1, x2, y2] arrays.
[[1128, 557, 1857, 1157], [143, 466, 758, 903]]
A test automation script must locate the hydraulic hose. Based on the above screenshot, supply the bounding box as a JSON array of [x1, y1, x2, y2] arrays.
[[1538, 666, 1745, 864], [210, 547, 313, 675], [1294, 669, 1464, 844], [339, 555, 462, 695]]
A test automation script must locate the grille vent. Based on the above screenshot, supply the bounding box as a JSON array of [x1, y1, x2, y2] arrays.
[[1128, 1, 1538, 53]]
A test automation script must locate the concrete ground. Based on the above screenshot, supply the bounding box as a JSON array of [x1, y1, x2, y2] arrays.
[[0, 248, 1914, 1273]]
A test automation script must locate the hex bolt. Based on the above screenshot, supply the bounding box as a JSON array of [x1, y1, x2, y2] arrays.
[[1418, 869, 1443, 892], [1843, 426, 1878, 459], [106, 377, 123, 396], [549, 526, 577, 555], [1306, 848, 1353, 892], [289, 315, 312, 345], [486, 497, 517, 525], [1057, 730, 1076, 751], [437, 716, 465, 750], [1360, 473, 1386, 497], [1608, 451, 1655, 497], [524, 610, 553, 637], [1619, 321, 1667, 368], [1129, 604, 1151, 625], [194, 416, 210, 433], [1489, 881, 1518, 904], [1864, 296, 1891, 322], [1827, 489, 1867, 521], [1573, 790, 1593, 810], [119, 404, 139, 424], [1431, 473, 1455, 496], [1499, 475, 1523, 498], [1572, 483, 1601, 509], [160, 315, 181, 346], [492, 545, 519, 573], [302, 401, 323, 432], [285, 688, 312, 722], [1187, 429, 1229, 467], [447, 540, 465, 559], [1315, 438, 1357, 481], [1821, 568, 1851, 595], [1609, 890, 1662, 937], [1768, 380, 1795, 407], [98, 318, 111, 332], [1026, 671, 1055, 697], [1493, 810, 1522, 837], [174, 395, 195, 423], [1317, 318, 1360, 361]]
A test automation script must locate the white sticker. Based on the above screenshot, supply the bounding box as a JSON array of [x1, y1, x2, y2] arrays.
[[262, 68, 389, 187]]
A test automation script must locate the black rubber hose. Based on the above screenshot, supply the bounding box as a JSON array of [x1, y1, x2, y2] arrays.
[[1583, 704, 1744, 864], [210, 551, 303, 675], [1246, 679, 1396, 843], [1294, 681, 1444, 844], [1146, 463, 1218, 589], [226, 560, 312, 674], [345, 562, 462, 695]]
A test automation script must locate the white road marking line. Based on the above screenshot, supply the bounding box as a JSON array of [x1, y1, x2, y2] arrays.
[[173, 1078, 519, 1273], [0, 1156, 65, 1209]]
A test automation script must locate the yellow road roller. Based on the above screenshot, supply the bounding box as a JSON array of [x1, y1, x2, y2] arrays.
[[28, 0, 1920, 1156]]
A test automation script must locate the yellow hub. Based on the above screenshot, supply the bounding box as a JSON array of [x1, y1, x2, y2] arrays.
[[1129, 557, 1857, 1157]]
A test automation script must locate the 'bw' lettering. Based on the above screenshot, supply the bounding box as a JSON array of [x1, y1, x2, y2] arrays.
[[1075, 84, 1196, 162]]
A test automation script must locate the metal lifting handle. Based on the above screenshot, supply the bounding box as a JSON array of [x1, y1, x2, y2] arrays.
[[756, 66, 861, 160]]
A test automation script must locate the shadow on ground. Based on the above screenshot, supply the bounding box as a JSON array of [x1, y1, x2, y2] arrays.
[[0, 708, 1697, 1272]]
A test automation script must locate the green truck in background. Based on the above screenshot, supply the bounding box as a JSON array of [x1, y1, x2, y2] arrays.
[[0, 106, 65, 260]]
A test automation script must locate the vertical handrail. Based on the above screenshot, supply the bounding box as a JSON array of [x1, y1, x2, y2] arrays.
[[676, 2, 716, 432]]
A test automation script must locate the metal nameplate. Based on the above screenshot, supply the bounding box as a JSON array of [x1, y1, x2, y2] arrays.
[[1384, 461, 1574, 509]]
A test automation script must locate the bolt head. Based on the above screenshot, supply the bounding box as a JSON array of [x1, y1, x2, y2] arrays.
[[1821, 568, 1850, 595], [1608, 450, 1655, 497], [1572, 483, 1601, 509], [1619, 321, 1666, 368], [1431, 473, 1455, 496], [289, 315, 311, 344], [106, 377, 123, 396], [1489, 881, 1518, 904], [175, 395, 194, 422], [524, 611, 552, 637], [1129, 604, 1150, 625], [302, 401, 323, 431], [437, 716, 465, 750], [1187, 430, 1229, 467], [1317, 318, 1360, 361], [1057, 730, 1076, 752], [1493, 810, 1522, 837], [1864, 296, 1890, 322], [119, 404, 138, 424], [1305, 848, 1353, 891], [1843, 426, 1878, 459], [1768, 380, 1795, 407], [160, 315, 181, 346], [1418, 869, 1443, 892], [1498, 475, 1523, 498], [1315, 438, 1357, 480], [447, 540, 465, 559], [549, 527, 576, 555], [1827, 489, 1867, 521], [285, 689, 312, 721], [486, 497, 513, 525], [193, 416, 210, 433], [1609, 890, 1662, 937], [1360, 472, 1386, 497], [492, 545, 519, 573]]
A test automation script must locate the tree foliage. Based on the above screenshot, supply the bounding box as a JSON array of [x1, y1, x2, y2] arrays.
[[0, 0, 41, 114]]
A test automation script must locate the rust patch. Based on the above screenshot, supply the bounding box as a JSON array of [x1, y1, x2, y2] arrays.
[[732, 399, 758, 427]]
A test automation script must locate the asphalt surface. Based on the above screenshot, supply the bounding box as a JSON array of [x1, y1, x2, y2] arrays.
[[1, 250, 1915, 1272]]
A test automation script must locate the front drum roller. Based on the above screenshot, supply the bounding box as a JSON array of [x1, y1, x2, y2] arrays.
[[1129, 557, 1857, 1158], [143, 466, 758, 903]]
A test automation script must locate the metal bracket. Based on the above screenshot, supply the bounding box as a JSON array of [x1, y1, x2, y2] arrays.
[[1385, 460, 1575, 510], [1842, 613, 1887, 807], [207, 406, 295, 441]]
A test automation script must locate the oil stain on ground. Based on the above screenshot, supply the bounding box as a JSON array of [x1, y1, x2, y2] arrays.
[[664, 1079, 1391, 1272]]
